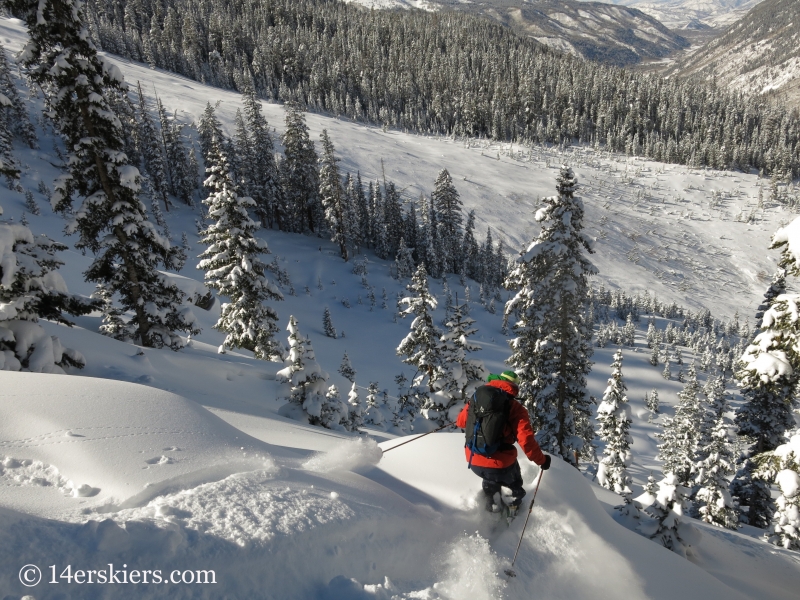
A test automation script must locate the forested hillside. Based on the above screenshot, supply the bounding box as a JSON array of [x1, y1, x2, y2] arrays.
[[78, 0, 799, 179], [670, 0, 800, 110]]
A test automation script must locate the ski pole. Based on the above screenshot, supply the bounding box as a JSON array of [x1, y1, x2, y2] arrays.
[[380, 422, 455, 453], [504, 467, 545, 578]]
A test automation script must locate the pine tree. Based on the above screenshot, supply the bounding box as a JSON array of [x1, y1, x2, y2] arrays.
[[197, 101, 225, 163], [319, 129, 349, 260], [276, 315, 331, 426], [280, 103, 320, 233], [198, 136, 283, 358], [321, 384, 349, 431], [753, 434, 800, 550], [0, 41, 36, 149], [634, 473, 699, 558], [462, 209, 480, 281], [396, 263, 442, 417], [242, 86, 280, 229], [0, 81, 19, 184], [15, 0, 196, 349], [694, 411, 739, 529], [0, 216, 96, 371], [339, 352, 356, 382], [346, 381, 364, 430], [394, 237, 415, 280], [645, 388, 660, 414], [503, 165, 597, 464], [428, 298, 487, 425], [432, 168, 463, 274], [363, 381, 386, 427], [135, 81, 171, 214], [597, 350, 633, 495], [156, 97, 195, 205], [734, 221, 800, 527], [323, 307, 337, 338], [657, 364, 703, 487]]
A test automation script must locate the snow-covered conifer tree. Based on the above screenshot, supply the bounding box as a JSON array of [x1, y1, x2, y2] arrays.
[[734, 220, 800, 526], [198, 136, 283, 358], [197, 101, 225, 162], [597, 350, 633, 495], [339, 352, 356, 382], [346, 381, 364, 430], [363, 381, 386, 427], [432, 169, 463, 274], [0, 213, 96, 372], [135, 81, 171, 214], [634, 473, 700, 558], [503, 165, 597, 464], [658, 364, 704, 487], [15, 0, 196, 349], [276, 315, 333, 426], [319, 129, 349, 260], [242, 85, 281, 229], [320, 384, 350, 431], [0, 41, 36, 149], [427, 299, 487, 425], [280, 103, 320, 233], [396, 263, 441, 417], [645, 388, 660, 414], [323, 307, 337, 338], [694, 410, 739, 529], [394, 237, 414, 281], [754, 433, 800, 550]]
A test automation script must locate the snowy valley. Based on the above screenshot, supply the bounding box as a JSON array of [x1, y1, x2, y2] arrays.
[[1, 4, 800, 600]]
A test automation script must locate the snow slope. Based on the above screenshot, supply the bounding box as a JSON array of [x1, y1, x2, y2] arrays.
[[2, 370, 799, 599], [1, 13, 800, 600]]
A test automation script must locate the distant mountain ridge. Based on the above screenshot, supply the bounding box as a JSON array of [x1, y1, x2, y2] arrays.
[[346, 0, 690, 66], [668, 0, 800, 108], [599, 0, 764, 30]]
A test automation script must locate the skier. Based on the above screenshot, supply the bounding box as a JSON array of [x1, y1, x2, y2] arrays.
[[457, 371, 551, 519]]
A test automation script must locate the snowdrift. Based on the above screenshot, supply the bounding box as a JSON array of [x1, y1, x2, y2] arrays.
[[0, 371, 273, 517]]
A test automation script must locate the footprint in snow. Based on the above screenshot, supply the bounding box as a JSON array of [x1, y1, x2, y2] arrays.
[[144, 455, 175, 466]]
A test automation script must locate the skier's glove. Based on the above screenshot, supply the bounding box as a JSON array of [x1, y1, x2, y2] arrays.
[[540, 455, 551, 471]]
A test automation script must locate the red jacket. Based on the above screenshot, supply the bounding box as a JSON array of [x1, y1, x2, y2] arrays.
[[456, 380, 546, 469]]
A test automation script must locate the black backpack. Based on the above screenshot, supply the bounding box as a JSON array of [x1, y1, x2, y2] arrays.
[[464, 385, 513, 467]]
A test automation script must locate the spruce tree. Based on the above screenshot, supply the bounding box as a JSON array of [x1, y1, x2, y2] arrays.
[[657, 364, 703, 487], [198, 136, 283, 358], [319, 129, 349, 260], [394, 237, 415, 280], [242, 86, 280, 229], [428, 298, 487, 425], [694, 410, 739, 529], [396, 263, 442, 417], [0, 41, 36, 148], [280, 103, 320, 233], [0, 214, 96, 371], [734, 220, 800, 526], [346, 381, 364, 430], [14, 0, 196, 349], [323, 307, 337, 338], [432, 169, 463, 275], [753, 434, 800, 550], [197, 101, 225, 163], [597, 349, 633, 494], [503, 165, 597, 464], [276, 316, 331, 426], [135, 81, 171, 214], [634, 473, 699, 558], [338, 352, 356, 382]]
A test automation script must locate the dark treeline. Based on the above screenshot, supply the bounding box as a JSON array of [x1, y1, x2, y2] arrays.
[[82, 0, 800, 179]]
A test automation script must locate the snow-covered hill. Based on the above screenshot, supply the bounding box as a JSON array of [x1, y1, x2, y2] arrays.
[[1, 13, 800, 600]]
